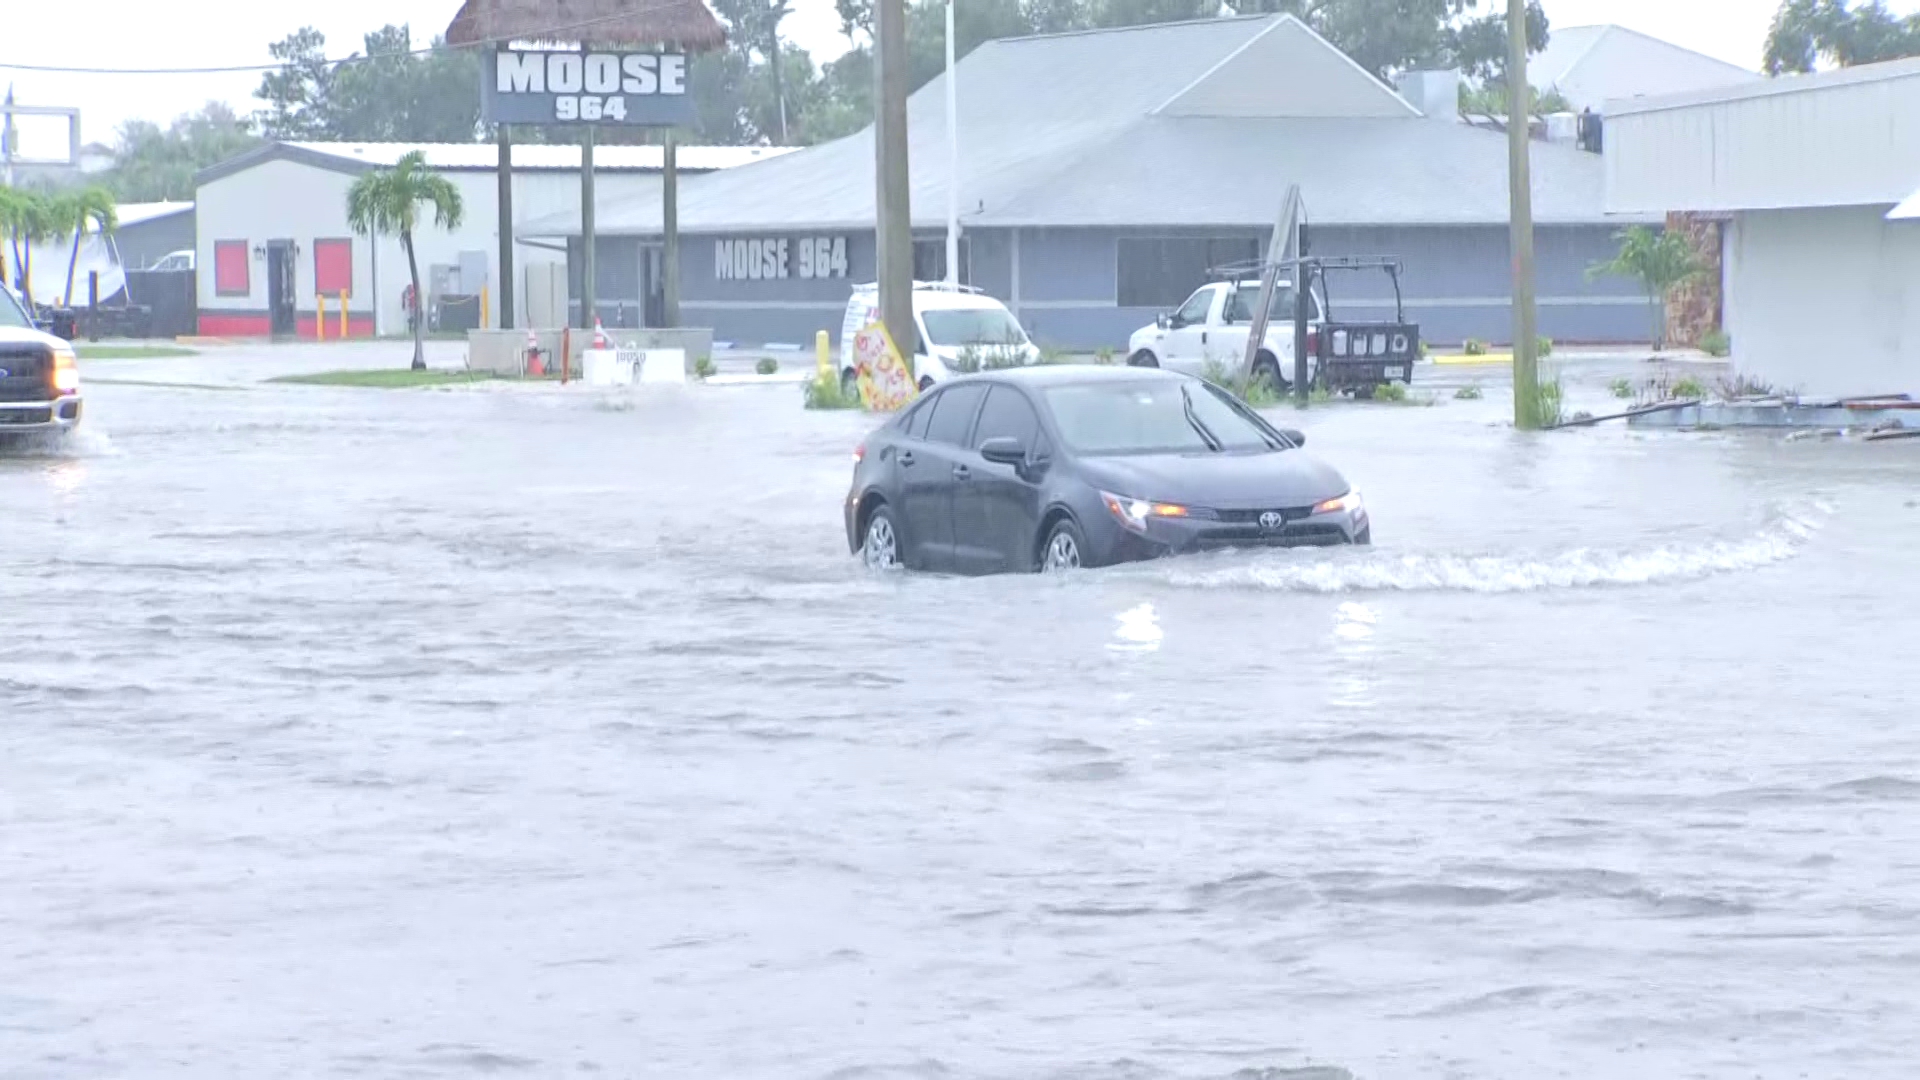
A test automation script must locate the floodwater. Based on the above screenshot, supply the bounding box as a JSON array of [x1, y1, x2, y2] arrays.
[[4, 356, 1919, 1080]]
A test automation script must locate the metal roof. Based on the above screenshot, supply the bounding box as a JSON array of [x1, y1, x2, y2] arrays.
[[1528, 25, 1760, 113], [1605, 53, 1920, 117], [196, 140, 794, 187], [524, 13, 1624, 238]]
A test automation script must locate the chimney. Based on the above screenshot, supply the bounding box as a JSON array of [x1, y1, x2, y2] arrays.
[[1394, 70, 1461, 122]]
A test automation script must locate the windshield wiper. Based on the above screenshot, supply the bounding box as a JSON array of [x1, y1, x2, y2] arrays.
[[1180, 386, 1223, 452]]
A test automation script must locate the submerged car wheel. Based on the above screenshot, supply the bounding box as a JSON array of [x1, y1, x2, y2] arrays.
[[1252, 352, 1287, 391], [1127, 349, 1159, 368], [1040, 518, 1085, 572], [863, 505, 903, 570], [918, 375, 934, 391], [841, 367, 860, 398]]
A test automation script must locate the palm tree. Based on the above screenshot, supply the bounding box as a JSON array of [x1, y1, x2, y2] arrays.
[[345, 150, 463, 370], [1587, 225, 1706, 351], [0, 187, 55, 299], [59, 187, 119, 306]]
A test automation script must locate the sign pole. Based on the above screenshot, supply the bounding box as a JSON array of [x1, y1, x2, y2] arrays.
[[944, 0, 959, 287], [875, 0, 917, 367], [664, 127, 680, 327], [581, 125, 596, 336], [496, 116, 515, 329]]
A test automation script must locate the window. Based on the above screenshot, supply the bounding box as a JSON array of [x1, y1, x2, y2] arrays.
[[1224, 283, 1303, 323], [214, 240, 250, 297], [913, 239, 970, 284], [313, 238, 353, 295], [0, 282, 29, 329], [1042, 380, 1281, 456], [1174, 288, 1214, 325], [971, 386, 1040, 451], [921, 307, 1027, 348], [903, 397, 935, 439], [1116, 237, 1259, 308], [923, 382, 987, 447]]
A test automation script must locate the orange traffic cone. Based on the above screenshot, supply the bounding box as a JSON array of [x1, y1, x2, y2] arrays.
[[592, 315, 609, 349], [525, 327, 545, 376]]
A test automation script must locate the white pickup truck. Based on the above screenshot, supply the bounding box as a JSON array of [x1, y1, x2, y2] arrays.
[[0, 283, 84, 435], [1126, 279, 1323, 389]]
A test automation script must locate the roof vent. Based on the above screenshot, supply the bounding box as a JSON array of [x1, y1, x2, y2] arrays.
[[1394, 70, 1461, 121]]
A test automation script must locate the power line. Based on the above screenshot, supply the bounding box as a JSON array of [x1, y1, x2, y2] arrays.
[[0, 2, 722, 76]]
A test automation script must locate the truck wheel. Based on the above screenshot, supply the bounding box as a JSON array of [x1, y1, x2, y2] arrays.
[[1252, 351, 1286, 391], [1127, 349, 1159, 368]]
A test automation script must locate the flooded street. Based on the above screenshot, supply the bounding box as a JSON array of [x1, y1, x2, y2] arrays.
[[4, 351, 1918, 1080]]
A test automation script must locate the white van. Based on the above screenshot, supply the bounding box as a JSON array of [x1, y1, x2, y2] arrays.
[[838, 281, 1039, 394]]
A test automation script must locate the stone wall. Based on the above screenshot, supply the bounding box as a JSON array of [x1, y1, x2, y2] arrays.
[[466, 327, 713, 377], [1665, 212, 1724, 347]]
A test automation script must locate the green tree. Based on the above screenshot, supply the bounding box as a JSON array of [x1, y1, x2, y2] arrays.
[[256, 26, 481, 142], [57, 187, 118, 305], [345, 150, 464, 369], [255, 27, 335, 139], [1587, 226, 1704, 351], [103, 102, 260, 202], [0, 188, 59, 301], [1763, 0, 1920, 73]]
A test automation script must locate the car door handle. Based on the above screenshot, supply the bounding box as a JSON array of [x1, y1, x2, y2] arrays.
[[899, 450, 916, 466], [1201, 332, 1208, 344], [953, 464, 971, 480]]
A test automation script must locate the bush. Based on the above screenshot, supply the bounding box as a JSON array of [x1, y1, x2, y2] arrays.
[[1537, 335, 1554, 358], [755, 357, 779, 375], [1037, 345, 1073, 366], [1375, 381, 1408, 402], [1609, 377, 1634, 399], [1534, 377, 1564, 427], [1454, 385, 1483, 400], [1418, 340, 1430, 360], [1463, 338, 1488, 356], [803, 370, 861, 410], [1094, 346, 1116, 365], [1716, 372, 1776, 399], [1671, 375, 1707, 400], [693, 354, 717, 380], [1699, 328, 1730, 357]]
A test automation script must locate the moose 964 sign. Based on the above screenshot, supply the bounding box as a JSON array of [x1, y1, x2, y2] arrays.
[[483, 48, 693, 127]]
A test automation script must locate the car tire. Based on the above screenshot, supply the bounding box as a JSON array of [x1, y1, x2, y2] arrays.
[[918, 375, 934, 391], [1353, 524, 1372, 546], [840, 367, 860, 398], [1038, 517, 1087, 573], [861, 504, 905, 571], [1252, 351, 1287, 391], [1127, 349, 1159, 368]]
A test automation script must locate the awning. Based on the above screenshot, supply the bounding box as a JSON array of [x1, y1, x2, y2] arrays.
[[1887, 184, 1920, 220]]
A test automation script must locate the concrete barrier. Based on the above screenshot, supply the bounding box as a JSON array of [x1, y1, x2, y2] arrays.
[[466, 327, 714, 377]]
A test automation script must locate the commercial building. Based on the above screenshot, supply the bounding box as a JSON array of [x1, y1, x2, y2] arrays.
[[524, 14, 1658, 350], [1527, 25, 1759, 114], [1606, 58, 1920, 397], [192, 140, 792, 338]]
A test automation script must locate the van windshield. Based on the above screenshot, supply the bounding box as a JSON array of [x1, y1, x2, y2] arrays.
[[0, 285, 31, 330], [922, 307, 1027, 348]]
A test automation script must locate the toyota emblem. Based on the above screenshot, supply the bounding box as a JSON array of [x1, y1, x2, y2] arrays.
[[0, 368, 9, 378], [1258, 510, 1285, 531]]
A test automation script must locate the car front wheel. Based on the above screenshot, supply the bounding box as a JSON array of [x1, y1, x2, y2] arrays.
[[1127, 349, 1159, 368], [1039, 518, 1086, 573], [862, 505, 904, 570], [1252, 351, 1287, 391]]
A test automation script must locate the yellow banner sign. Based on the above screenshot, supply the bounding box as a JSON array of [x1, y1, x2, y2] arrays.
[[852, 319, 917, 411]]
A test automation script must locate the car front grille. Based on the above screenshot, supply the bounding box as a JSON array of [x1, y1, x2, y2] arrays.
[[1213, 505, 1317, 525], [0, 345, 54, 403], [0, 406, 54, 426]]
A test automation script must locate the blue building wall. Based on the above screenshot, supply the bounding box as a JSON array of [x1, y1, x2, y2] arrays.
[[570, 221, 1650, 351]]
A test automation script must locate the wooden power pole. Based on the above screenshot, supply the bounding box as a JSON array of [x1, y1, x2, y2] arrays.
[[874, 0, 917, 363], [1506, 0, 1541, 429], [495, 119, 514, 329]]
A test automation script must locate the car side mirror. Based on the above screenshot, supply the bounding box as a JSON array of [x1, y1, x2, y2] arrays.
[[1157, 314, 1174, 330], [978, 436, 1027, 466], [1278, 428, 1305, 447]]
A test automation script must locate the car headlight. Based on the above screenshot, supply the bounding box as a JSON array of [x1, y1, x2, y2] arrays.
[[1313, 489, 1364, 516], [51, 346, 79, 394], [1101, 491, 1189, 532]]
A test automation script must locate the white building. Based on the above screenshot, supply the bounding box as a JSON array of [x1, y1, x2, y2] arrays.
[[1528, 25, 1759, 114], [1606, 57, 1920, 397], [192, 140, 793, 338]]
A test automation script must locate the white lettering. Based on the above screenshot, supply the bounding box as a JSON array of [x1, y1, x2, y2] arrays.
[[622, 54, 660, 95], [732, 241, 749, 281], [603, 96, 627, 120], [497, 52, 544, 94], [831, 237, 847, 277], [745, 240, 763, 280], [715, 240, 731, 280], [775, 238, 789, 279], [797, 239, 814, 279], [547, 53, 584, 94], [659, 53, 686, 95], [584, 54, 621, 94]]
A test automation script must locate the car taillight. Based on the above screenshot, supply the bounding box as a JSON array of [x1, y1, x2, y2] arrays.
[[852, 443, 865, 464]]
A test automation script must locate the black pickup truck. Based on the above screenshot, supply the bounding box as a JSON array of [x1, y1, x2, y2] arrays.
[[0, 285, 85, 435]]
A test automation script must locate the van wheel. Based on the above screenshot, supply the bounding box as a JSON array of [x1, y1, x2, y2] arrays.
[[1128, 349, 1159, 368], [1252, 351, 1287, 391]]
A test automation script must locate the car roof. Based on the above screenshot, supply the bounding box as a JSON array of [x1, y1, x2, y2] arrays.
[[970, 364, 1188, 389]]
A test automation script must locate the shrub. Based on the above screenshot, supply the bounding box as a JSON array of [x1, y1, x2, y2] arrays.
[[1699, 328, 1730, 358], [1375, 381, 1408, 402], [1534, 377, 1564, 427], [1463, 338, 1488, 356], [1609, 377, 1634, 399], [693, 354, 717, 380], [755, 356, 779, 375], [1036, 345, 1073, 366], [1537, 335, 1553, 358], [1454, 385, 1483, 400], [1094, 346, 1116, 365], [1671, 375, 1707, 400], [1716, 372, 1776, 399], [802, 370, 860, 410], [1418, 340, 1430, 360]]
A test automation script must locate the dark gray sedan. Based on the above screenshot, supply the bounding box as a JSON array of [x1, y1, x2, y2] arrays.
[[844, 365, 1368, 574]]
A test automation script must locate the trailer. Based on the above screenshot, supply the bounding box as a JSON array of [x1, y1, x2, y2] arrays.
[[1300, 255, 1420, 397]]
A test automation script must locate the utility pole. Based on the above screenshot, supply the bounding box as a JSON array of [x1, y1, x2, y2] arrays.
[[1506, 0, 1541, 429], [663, 128, 680, 327], [581, 125, 596, 332], [874, 0, 917, 362], [944, 0, 959, 286], [495, 118, 514, 329]]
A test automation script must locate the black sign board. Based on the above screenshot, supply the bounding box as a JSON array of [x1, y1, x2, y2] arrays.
[[483, 48, 693, 127]]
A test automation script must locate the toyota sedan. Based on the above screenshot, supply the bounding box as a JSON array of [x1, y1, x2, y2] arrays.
[[845, 366, 1368, 574]]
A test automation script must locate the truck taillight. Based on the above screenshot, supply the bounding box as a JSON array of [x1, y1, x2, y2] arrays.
[[1305, 327, 1319, 355]]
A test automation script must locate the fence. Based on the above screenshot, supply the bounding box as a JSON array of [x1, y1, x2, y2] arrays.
[[78, 268, 197, 340]]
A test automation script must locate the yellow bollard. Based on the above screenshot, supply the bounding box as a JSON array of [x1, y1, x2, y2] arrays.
[[339, 291, 349, 338], [816, 329, 832, 379], [481, 284, 491, 329], [316, 293, 327, 341]]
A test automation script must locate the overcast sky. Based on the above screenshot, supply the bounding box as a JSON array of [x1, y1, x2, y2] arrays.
[[0, 0, 1817, 160]]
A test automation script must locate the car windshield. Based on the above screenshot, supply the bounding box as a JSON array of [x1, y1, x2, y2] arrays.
[[922, 307, 1027, 347], [1042, 381, 1283, 456], [0, 284, 31, 330]]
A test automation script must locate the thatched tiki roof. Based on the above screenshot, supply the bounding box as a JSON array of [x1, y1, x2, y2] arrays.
[[444, 0, 727, 51]]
